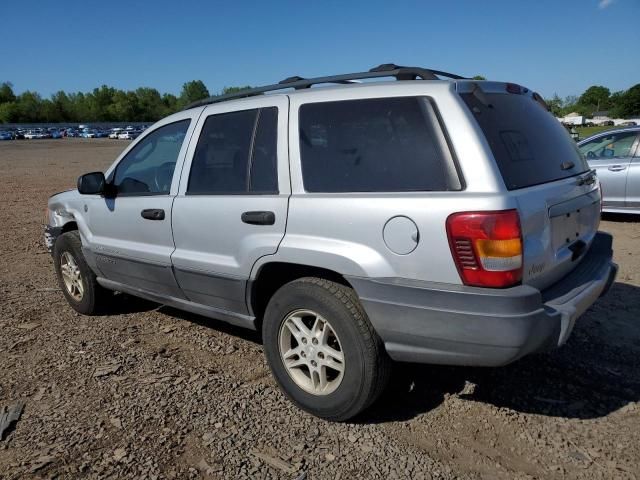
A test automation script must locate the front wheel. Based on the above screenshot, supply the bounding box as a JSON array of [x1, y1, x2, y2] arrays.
[[262, 277, 390, 421], [53, 231, 109, 315]]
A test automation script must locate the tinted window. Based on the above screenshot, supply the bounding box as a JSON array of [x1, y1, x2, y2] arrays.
[[578, 132, 638, 159], [461, 91, 589, 190], [250, 107, 279, 192], [113, 119, 190, 195], [299, 97, 459, 192], [188, 110, 256, 194]]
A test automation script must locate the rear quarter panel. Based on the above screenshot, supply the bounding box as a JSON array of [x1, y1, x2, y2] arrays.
[[257, 82, 515, 283]]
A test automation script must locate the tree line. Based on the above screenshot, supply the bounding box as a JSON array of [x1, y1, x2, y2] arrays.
[[1, 78, 639, 124], [0, 80, 251, 124], [545, 84, 640, 119]]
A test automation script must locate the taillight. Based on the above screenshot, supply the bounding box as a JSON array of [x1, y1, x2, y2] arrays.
[[505, 83, 522, 94], [599, 181, 604, 213], [446, 209, 523, 288]]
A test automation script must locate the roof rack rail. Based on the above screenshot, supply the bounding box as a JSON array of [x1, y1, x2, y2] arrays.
[[184, 63, 467, 110]]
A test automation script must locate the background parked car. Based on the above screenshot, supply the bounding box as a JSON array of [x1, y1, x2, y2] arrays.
[[117, 131, 139, 140], [109, 128, 124, 139], [578, 126, 640, 214]]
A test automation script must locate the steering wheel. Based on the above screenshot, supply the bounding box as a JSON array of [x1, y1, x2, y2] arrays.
[[586, 151, 596, 159], [154, 162, 175, 192]]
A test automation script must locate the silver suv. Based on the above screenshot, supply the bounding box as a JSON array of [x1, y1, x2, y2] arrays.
[[45, 64, 618, 420]]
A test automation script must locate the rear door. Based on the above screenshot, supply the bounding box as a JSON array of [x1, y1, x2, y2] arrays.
[[578, 130, 638, 209], [171, 96, 289, 314], [459, 83, 601, 289]]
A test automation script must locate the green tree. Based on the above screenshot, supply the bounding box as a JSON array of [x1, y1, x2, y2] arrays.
[[88, 85, 118, 121], [106, 91, 139, 122], [0, 102, 18, 123], [471, 75, 486, 80], [609, 90, 626, 118], [179, 80, 210, 107], [0, 82, 16, 104], [616, 84, 640, 118], [135, 87, 164, 121], [221, 85, 252, 95], [47, 91, 73, 122], [16, 91, 44, 122], [67, 92, 91, 122], [545, 93, 564, 117], [162, 93, 178, 115], [578, 85, 610, 113]]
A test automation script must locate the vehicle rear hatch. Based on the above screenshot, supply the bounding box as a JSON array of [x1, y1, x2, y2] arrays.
[[458, 82, 601, 290]]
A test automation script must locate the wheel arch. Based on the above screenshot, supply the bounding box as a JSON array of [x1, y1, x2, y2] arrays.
[[61, 220, 78, 233], [248, 262, 354, 323]]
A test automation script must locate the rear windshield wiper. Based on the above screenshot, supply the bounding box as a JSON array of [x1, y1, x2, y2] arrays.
[[561, 161, 575, 171]]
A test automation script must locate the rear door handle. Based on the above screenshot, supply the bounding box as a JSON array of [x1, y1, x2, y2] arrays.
[[608, 165, 627, 172], [141, 209, 165, 220], [241, 211, 275, 225]]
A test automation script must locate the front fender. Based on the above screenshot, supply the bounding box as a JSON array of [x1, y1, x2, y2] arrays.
[[46, 190, 91, 247]]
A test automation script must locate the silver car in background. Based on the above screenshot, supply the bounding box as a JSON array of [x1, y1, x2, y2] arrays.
[[578, 127, 640, 214]]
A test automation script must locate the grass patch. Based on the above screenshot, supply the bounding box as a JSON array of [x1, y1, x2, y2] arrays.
[[575, 126, 617, 140]]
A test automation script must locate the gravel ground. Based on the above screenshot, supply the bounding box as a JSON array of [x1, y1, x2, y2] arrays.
[[1, 139, 639, 480]]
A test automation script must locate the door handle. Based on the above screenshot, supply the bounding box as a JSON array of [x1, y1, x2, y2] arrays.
[[241, 211, 275, 225], [141, 208, 165, 220], [608, 165, 627, 172]]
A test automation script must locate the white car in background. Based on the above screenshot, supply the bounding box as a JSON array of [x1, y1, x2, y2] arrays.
[[117, 131, 139, 140], [24, 130, 45, 139], [109, 128, 124, 139]]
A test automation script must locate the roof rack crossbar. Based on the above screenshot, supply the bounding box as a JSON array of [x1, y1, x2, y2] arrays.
[[184, 64, 467, 110]]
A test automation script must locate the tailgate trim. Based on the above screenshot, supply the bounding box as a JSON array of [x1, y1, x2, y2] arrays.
[[548, 190, 600, 218]]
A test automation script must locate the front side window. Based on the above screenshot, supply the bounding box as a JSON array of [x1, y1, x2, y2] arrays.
[[299, 97, 460, 193], [187, 107, 279, 194], [578, 132, 638, 159], [113, 120, 190, 195]]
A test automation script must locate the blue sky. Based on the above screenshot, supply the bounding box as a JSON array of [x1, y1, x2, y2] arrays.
[[1, 0, 638, 99]]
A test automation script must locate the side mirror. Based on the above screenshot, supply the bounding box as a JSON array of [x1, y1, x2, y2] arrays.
[[77, 172, 106, 195]]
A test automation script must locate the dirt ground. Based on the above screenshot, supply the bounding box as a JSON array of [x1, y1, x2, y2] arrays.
[[1, 139, 639, 480]]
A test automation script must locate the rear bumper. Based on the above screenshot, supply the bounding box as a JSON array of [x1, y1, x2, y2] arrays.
[[348, 232, 617, 367]]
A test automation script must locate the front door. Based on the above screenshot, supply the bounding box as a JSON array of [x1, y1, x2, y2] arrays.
[[580, 130, 639, 209], [86, 114, 196, 297], [171, 96, 289, 315]]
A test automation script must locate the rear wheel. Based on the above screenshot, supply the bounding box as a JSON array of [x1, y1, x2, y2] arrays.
[[262, 277, 390, 421], [53, 231, 109, 315]]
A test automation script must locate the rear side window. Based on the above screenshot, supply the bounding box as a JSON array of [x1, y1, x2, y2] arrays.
[[299, 97, 460, 192], [187, 107, 279, 194], [461, 91, 589, 190]]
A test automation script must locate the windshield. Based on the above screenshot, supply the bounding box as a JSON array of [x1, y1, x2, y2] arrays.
[[461, 90, 589, 190]]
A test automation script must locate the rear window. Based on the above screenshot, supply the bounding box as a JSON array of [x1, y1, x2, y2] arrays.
[[461, 91, 589, 190], [299, 97, 461, 192]]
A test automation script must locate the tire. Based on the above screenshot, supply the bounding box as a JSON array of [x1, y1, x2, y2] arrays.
[[262, 277, 390, 421], [53, 231, 109, 315]]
